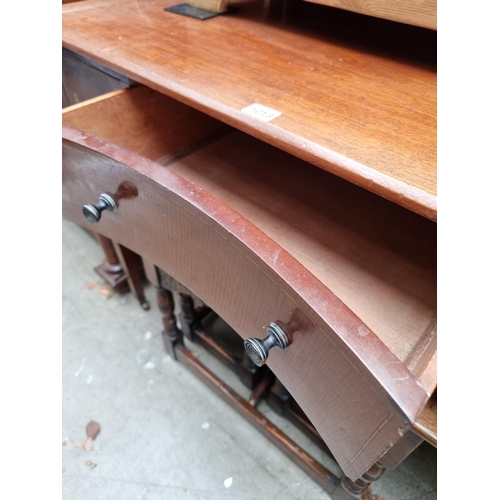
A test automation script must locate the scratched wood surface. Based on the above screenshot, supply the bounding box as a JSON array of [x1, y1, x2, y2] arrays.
[[62, 0, 437, 220], [305, 0, 436, 30], [62, 126, 430, 478]]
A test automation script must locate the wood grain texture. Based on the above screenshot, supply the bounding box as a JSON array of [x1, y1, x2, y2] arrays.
[[166, 131, 436, 363], [305, 0, 436, 30], [62, 0, 436, 220], [405, 321, 437, 395], [186, 0, 229, 13], [413, 392, 437, 446], [416, 349, 437, 396], [63, 85, 436, 364], [62, 86, 228, 161], [62, 126, 429, 478], [377, 430, 422, 469]]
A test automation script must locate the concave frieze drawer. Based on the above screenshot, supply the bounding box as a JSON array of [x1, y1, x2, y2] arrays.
[[62, 86, 436, 479]]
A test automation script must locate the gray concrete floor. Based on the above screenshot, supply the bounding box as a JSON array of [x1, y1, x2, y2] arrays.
[[62, 220, 437, 500]]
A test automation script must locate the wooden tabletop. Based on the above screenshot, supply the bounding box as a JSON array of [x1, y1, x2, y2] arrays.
[[62, 0, 437, 220]]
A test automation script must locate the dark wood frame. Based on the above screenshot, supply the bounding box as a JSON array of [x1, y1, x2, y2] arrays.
[[62, 127, 432, 479], [144, 261, 387, 499], [62, 1, 436, 491]]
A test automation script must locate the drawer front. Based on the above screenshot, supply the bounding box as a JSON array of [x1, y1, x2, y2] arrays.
[[63, 126, 427, 479]]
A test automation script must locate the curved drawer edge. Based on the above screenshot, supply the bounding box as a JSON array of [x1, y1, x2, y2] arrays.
[[61, 42, 437, 222], [62, 126, 430, 478]]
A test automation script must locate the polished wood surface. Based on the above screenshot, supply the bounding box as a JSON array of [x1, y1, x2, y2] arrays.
[[62, 126, 429, 478], [62, 1, 437, 482], [62, 0, 436, 220], [305, 0, 436, 30], [167, 131, 436, 364], [63, 86, 436, 364], [148, 277, 383, 498]]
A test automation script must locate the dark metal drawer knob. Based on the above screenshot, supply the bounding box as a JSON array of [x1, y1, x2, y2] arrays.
[[82, 193, 117, 223], [244, 323, 290, 367]]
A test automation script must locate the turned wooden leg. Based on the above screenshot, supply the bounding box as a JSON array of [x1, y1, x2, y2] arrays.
[[179, 293, 265, 388], [267, 376, 292, 415], [113, 242, 150, 310], [248, 370, 274, 407], [157, 287, 184, 359], [179, 292, 197, 341], [94, 234, 129, 292], [334, 462, 386, 499], [141, 259, 183, 359]]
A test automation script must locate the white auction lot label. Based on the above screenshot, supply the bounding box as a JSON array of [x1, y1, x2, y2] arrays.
[[241, 103, 282, 122]]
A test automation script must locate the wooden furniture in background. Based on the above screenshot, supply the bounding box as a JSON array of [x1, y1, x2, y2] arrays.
[[93, 234, 129, 292], [304, 0, 436, 30], [145, 262, 390, 498], [63, 50, 148, 308], [186, 0, 230, 13], [152, 265, 267, 390], [62, 0, 436, 496]]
